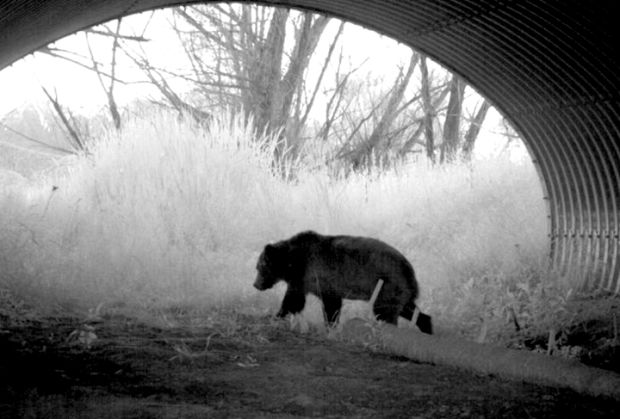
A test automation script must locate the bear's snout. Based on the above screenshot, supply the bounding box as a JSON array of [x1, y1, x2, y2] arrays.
[[253, 275, 266, 290]]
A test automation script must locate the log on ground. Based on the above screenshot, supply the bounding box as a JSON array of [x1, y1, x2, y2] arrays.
[[340, 318, 620, 400]]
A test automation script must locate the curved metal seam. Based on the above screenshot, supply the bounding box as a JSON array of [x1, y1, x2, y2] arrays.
[[518, 0, 618, 95], [515, 123, 557, 264], [570, 106, 617, 289], [486, 7, 594, 101], [424, 0, 613, 108], [594, 103, 620, 293], [414, 24, 547, 109], [404, 28, 530, 108], [546, 122, 582, 280], [515, 119, 568, 273], [390, 0, 515, 40], [570, 109, 603, 286], [564, 107, 605, 289], [497, 98, 620, 118], [552, 116, 589, 285], [412, 1, 620, 117], [415, 20, 560, 107], [524, 115, 577, 276], [462, 16, 579, 109], [578, 104, 620, 290]]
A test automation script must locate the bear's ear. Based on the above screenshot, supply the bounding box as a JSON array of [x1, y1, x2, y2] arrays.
[[263, 244, 278, 258]]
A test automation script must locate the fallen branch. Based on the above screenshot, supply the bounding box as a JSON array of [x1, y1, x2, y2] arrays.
[[341, 318, 620, 400]]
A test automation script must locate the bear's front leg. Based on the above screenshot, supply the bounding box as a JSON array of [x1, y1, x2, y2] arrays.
[[276, 286, 306, 318]]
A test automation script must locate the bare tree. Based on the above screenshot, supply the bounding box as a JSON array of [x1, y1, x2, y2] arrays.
[[172, 5, 331, 159], [419, 55, 436, 162], [440, 75, 465, 163], [318, 50, 490, 172], [35, 4, 494, 170], [85, 19, 123, 130], [41, 87, 86, 152], [293, 21, 345, 142], [461, 99, 491, 160], [38, 18, 143, 131], [344, 53, 419, 170]]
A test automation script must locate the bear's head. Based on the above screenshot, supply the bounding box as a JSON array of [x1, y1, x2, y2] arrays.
[[253, 243, 290, 290]]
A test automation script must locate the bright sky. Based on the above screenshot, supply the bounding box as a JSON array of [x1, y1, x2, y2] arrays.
[[0, 10, 410, 116], [0, 6, 527, 161], [0, 11, 176, 117]]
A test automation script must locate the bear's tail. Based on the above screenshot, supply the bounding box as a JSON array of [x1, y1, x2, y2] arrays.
[[401, 298, 433, 335]]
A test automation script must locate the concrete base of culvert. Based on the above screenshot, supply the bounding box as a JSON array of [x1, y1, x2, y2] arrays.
[[340, 318, 620, 400]]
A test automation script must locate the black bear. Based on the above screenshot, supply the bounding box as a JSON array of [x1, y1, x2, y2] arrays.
[[253, 230, 432, 334]]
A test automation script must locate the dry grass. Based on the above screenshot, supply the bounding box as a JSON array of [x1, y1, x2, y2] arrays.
[[0, 110, 563, 345]]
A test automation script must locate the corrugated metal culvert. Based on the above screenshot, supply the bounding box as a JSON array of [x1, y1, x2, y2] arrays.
[[1, 0, 619, 292]]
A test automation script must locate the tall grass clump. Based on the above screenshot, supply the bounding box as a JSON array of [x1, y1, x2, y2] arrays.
[[0, 109, 553, 340], [0, 111, 301, 311], [288, 158, 554, 340]]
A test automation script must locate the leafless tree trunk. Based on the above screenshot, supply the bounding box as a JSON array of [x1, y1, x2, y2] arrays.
[[419, 55, 436, 163], [461, 99, 491, 160], [277, 13, 329, 130], [174, 5, 331, 160], [346, 53, 419, 170], [294, 21, 345, 141], [440, 75, 465, 163], [398, 83, 451, 158]]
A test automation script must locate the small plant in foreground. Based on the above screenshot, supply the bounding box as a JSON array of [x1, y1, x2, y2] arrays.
[[431, 263, 579, 346]]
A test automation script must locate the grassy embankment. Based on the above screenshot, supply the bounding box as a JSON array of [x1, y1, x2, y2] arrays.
[[1, 111, 568, 345]]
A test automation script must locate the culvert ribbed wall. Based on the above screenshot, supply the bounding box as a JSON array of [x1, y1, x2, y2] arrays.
[[1, 0, 619, 292]]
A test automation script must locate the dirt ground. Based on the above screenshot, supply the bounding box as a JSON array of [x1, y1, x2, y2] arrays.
[[1, 312, 619, 419]]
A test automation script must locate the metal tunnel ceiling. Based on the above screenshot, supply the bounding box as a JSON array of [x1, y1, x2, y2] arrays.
[[1, 0, 620, 292]]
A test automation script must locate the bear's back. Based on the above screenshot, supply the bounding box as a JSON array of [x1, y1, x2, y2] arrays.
[[300, 233, 417, 298]]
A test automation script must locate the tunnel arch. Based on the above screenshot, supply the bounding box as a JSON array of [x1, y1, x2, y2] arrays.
[[1, 0, 619, 292]]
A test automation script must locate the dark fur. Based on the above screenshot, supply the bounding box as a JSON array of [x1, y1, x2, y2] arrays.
[[254, 231, 432, 334]]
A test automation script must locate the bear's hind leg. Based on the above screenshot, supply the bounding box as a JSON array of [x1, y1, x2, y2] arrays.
[[401, 300, 433, 334], [321, 294, 342, 325], [415, 312, 433, 334], [372, 282, 402, 325]]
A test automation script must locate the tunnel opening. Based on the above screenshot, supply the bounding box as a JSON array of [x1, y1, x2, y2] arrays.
[[2, 1, 619, 295], [0, 2, 556, 342], [1, 2, 620, 416]]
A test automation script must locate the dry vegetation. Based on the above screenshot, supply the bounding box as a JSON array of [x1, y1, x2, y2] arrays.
[[1, 110, 564, 344]]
